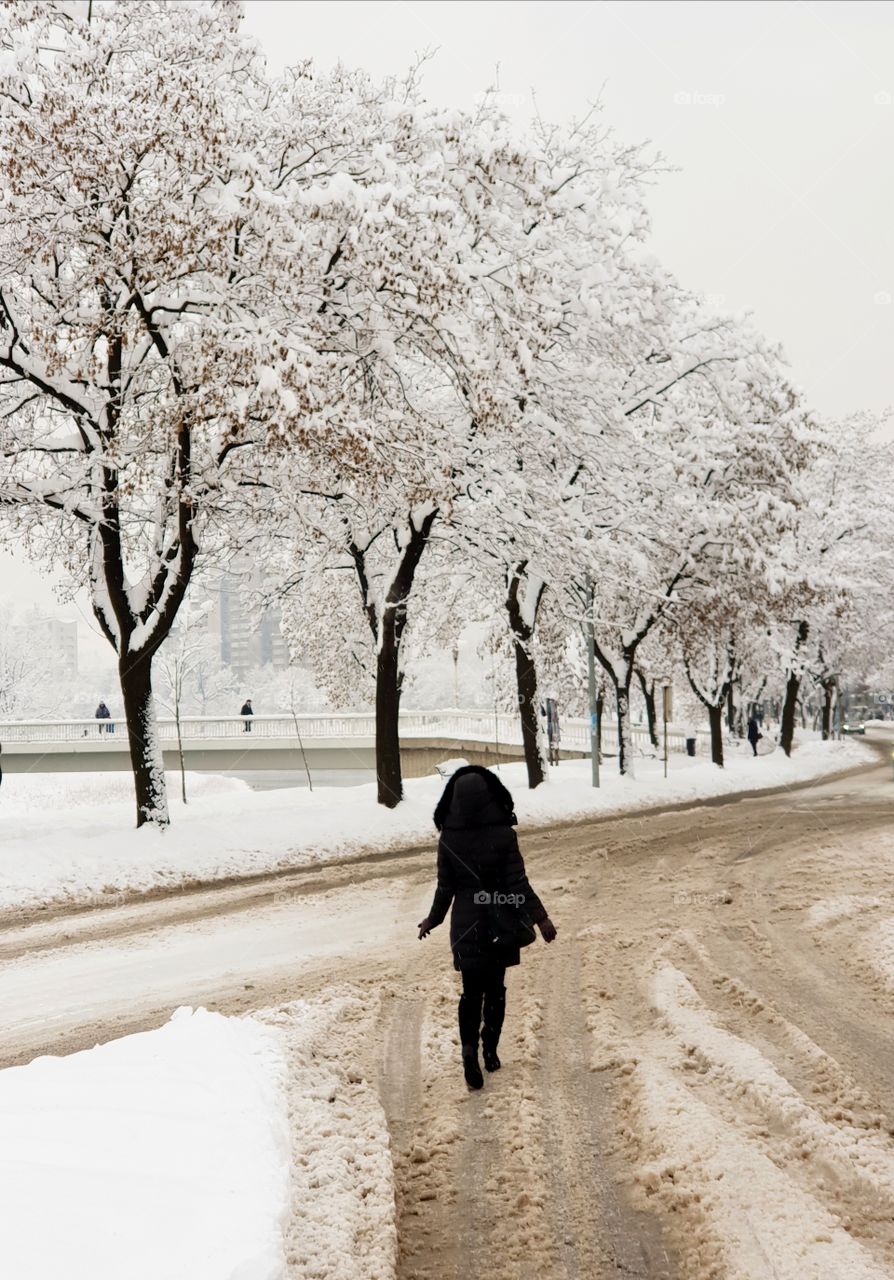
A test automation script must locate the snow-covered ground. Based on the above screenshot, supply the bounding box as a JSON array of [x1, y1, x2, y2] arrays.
[[0, 738, 872, 914], [253, 992, 397, 1280], [571, 753, 894, 1280], [0, 739, 890, 1280], [0, 997, 396, 1280], [0, 1008, 291, 1280], [630, 960, 894, 1279]]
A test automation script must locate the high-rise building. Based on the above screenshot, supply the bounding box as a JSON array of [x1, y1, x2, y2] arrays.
[[203, 555, 288, 676], [21, 614, 79, 676]]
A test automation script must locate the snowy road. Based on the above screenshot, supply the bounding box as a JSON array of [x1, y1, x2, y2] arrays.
[[4, 736, 894, 1279]]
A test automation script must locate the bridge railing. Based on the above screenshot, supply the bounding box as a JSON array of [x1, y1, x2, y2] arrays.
[[0, 710, 702, 754], [419, 710, 697, 755], [0, 714, 379, 743]]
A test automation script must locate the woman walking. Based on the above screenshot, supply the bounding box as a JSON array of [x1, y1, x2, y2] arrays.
[[417, 766, 557, 1089]]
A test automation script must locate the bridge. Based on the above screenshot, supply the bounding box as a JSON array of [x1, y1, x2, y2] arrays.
[[0, 711, 695, 775]]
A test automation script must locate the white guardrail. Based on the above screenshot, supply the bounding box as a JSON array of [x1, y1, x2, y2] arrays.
[[0, 710, 705, 755]]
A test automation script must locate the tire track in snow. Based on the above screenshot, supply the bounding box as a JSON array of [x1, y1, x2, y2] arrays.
[[648, 960, 894, 1271], [674, 930, 891, 1136], [536, 916, 676, 1278], [380, 968, 475, 1280]]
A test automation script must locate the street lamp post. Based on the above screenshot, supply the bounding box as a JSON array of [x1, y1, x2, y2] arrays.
[[833, 676, 841, 740], [586, 578, 600, 788]]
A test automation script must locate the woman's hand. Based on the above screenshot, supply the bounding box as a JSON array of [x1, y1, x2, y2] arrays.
[[538, 916, 558, 943], [417, 917, 433, 940]]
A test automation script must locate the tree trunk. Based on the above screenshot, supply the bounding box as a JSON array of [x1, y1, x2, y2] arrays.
[[589, 636, 639, 777], [596, 686, 604, 755], [119, 651, 168, 828], [820, 679, 835, 741], [781, 621, 809, 757], [636, 669, 659, 750], [513, 634, 543, 787], [350, 510, 437, 808], [780, 670, 801, 757], [375, 618, 403, 808], [747, 679, 767, 729], [506, 570, 546, 789], [708, 702, 724, 767], [615, 677, 635, 776], [726, 682, 736, 734], [683, 656, 728, 770]]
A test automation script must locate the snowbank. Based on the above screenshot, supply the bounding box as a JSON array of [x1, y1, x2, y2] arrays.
[[0, 997, 397, 1280], [0, 738, 873, 915], [255, 992, 397, 1280], [0, 769, 247, 814], [0, 1008, 290, 1280]]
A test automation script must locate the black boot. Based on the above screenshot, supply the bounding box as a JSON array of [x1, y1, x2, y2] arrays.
[[458, 991, 484, 1090], [481, 985, 506, 1072]]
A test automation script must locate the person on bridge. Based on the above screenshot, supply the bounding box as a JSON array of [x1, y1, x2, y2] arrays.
[[240, 698, 253, 732], [95, 700, 112, 735], [417, 765, 557, 1090]]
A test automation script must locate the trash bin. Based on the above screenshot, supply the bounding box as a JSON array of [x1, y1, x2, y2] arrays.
[[686, 737, 697, 757]]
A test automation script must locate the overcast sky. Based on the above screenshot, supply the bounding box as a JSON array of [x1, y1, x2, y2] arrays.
[[3, 0, 892, 624], [241, 0, 894, 419]]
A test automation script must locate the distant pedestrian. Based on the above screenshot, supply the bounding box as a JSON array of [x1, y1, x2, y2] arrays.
[[240, 698, 253, 732], [417, 766, 557, 1090], [747, 714, 762, 757], [544, 697, 561, 766], [95, 700, 112, 735]]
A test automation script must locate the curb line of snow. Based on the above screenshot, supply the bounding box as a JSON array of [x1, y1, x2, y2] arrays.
[[0, 738, 878, 920], [252, 992, 398, 1280]]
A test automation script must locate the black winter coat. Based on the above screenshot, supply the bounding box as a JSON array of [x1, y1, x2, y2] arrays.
[[426, 772, 547, 972]]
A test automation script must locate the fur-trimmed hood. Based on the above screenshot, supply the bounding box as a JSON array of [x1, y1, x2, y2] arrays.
[[433, 764, 517, 831]]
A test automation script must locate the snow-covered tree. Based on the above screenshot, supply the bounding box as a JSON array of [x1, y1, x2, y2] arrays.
[[0, 608, 68, 717], [441, 107, 664, 789], [191, 650, 238, 718], [154, 604, 217, 804], [267, 87, 604, 805], [574, 348, 818, 775], [678, 600, 740, 768], [768, 413, 886, 755], [0, 2, 290, 824]]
